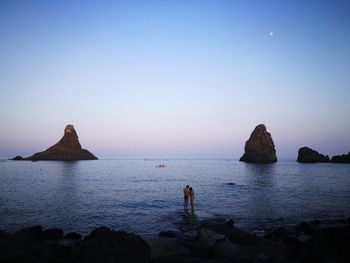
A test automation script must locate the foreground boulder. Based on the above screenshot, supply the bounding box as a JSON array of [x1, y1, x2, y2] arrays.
[[297, 147, 330, 163], [239, 124, 277, 163], [74, 226, 150, 263], [14, 124, 97, 161], [331, 152, 350, 163]]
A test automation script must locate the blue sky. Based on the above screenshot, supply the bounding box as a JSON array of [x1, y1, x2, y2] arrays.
[[0, 0, 349, 158]]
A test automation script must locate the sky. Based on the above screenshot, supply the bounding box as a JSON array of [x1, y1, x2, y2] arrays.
[[0, 0, 349, 159]]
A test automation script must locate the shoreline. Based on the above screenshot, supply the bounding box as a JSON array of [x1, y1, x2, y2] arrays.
[[1, 216, 349, 263]]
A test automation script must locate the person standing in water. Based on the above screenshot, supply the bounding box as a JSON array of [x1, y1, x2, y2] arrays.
[[183, 185, 190, 209], [189, 187, 195, 212]]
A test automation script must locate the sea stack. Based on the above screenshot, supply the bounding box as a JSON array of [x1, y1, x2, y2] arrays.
[[239, 124, 277, 163], [331, 152, 350, 163], [297, 147, 329, 163], [16, 125, 97, 161]]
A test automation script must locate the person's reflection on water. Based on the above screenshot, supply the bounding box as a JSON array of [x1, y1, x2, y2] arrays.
[[181, 209, 198, 232]]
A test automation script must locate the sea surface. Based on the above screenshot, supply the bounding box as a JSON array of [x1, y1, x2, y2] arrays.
[[1, 159, 350, 238]]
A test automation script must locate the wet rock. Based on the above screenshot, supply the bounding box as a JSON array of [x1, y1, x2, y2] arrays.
[[184, 242, 214, 259], [311, 219, 321, 225], [159, 230, 186, 240], [295, 221, 314, 234], [297, 147, 330, 163], [331, 152, 350, 163], [200, 219, 233, 236], [64, 232, 82, 240], [267, 227, 300, 246], [15, 225, 42, 240], [297, 233, 311, 242], [196, 227, 225, 246], [76, 226, 150, 263], [23, 124, 98, 161], [227, 227, 259, 246], [212, 240, 241, 261], [304, 226, 350, 263], [159, 230, 196, 241], [147, 237, 192, 262], [42, 228, 64, 240], [271, 227, 289, 237], [239, 124, 277, 163], [224, 218, 234, 227], [214, 239, 294, 263]]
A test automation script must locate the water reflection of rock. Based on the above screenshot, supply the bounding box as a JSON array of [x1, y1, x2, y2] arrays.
[[244, 163, 276, 187], [242, 163, 278, 229], [54, 161, 82, 230], [61, 161, 81, 176]]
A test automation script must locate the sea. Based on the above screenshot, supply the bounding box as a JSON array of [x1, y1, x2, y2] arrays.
[[1, 159, 350, 238]]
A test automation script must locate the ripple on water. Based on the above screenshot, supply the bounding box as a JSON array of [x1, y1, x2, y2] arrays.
[[0, 160, 350, 238]]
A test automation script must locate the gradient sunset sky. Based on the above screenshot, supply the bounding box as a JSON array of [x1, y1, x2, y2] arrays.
[[0, 0, 349, 159]]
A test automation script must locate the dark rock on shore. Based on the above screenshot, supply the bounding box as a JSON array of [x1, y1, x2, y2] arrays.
[[42, 228, 64, 240], [295, 221, 315, 234], [2, 218, 350, 263], [13, 124, 97, 161], [297, 147, 330, 163], [239, 124, 277, 163], [331, 152, 350, 163], [64, 232, 82, 240], [304, 226, 350, 263], [15, 225, 43, 240], [74, 226, 150, 263]]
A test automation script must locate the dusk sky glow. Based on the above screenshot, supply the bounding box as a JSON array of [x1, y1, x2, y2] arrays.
[[0, 0, 349, 159]]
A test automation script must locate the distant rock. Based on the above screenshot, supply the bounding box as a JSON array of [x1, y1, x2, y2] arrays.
[[239, 124, 277, 163], [12, 156, 24, 160], [331, 152, 350, 163], [297, 147, 330, 163], [14, 124, 97, 161]]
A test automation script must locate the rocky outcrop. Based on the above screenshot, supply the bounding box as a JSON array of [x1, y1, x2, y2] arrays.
[[74, 227, 150, 263], [11, 156, 24, 160], [13, 125, 97, 161], [1, 218, 350, 263], [239, 124, 277, 163], [297, 147, 330, 163], [0, 226, 150, 263], [331, 152, 350, 163]]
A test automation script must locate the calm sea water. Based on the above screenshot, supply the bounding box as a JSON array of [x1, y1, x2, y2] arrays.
[[1, 159, 350, 238]]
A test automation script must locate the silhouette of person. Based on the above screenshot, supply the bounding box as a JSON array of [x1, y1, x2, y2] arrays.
[[189, 187, 195, 212], [183, 185, 190, 209]]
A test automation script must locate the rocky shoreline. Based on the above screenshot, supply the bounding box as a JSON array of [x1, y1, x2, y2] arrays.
[[1, 217, 349, 263]]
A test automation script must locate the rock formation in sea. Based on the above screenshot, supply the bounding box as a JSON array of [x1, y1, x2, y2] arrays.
[[331, 152, 350, 163], [239, 124, 277, 163], [13, 124, 97, 161], [297, 147, 330, 163]]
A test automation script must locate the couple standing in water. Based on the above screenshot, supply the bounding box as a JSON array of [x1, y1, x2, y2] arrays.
[[183, 185, 195, 212]]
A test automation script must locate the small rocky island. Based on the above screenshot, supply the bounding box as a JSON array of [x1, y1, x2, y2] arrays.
[[12, 125, 97, 161], [331, 152, 350, 163], [297, 147, 330, 163], [239, 124, 277, 163]]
